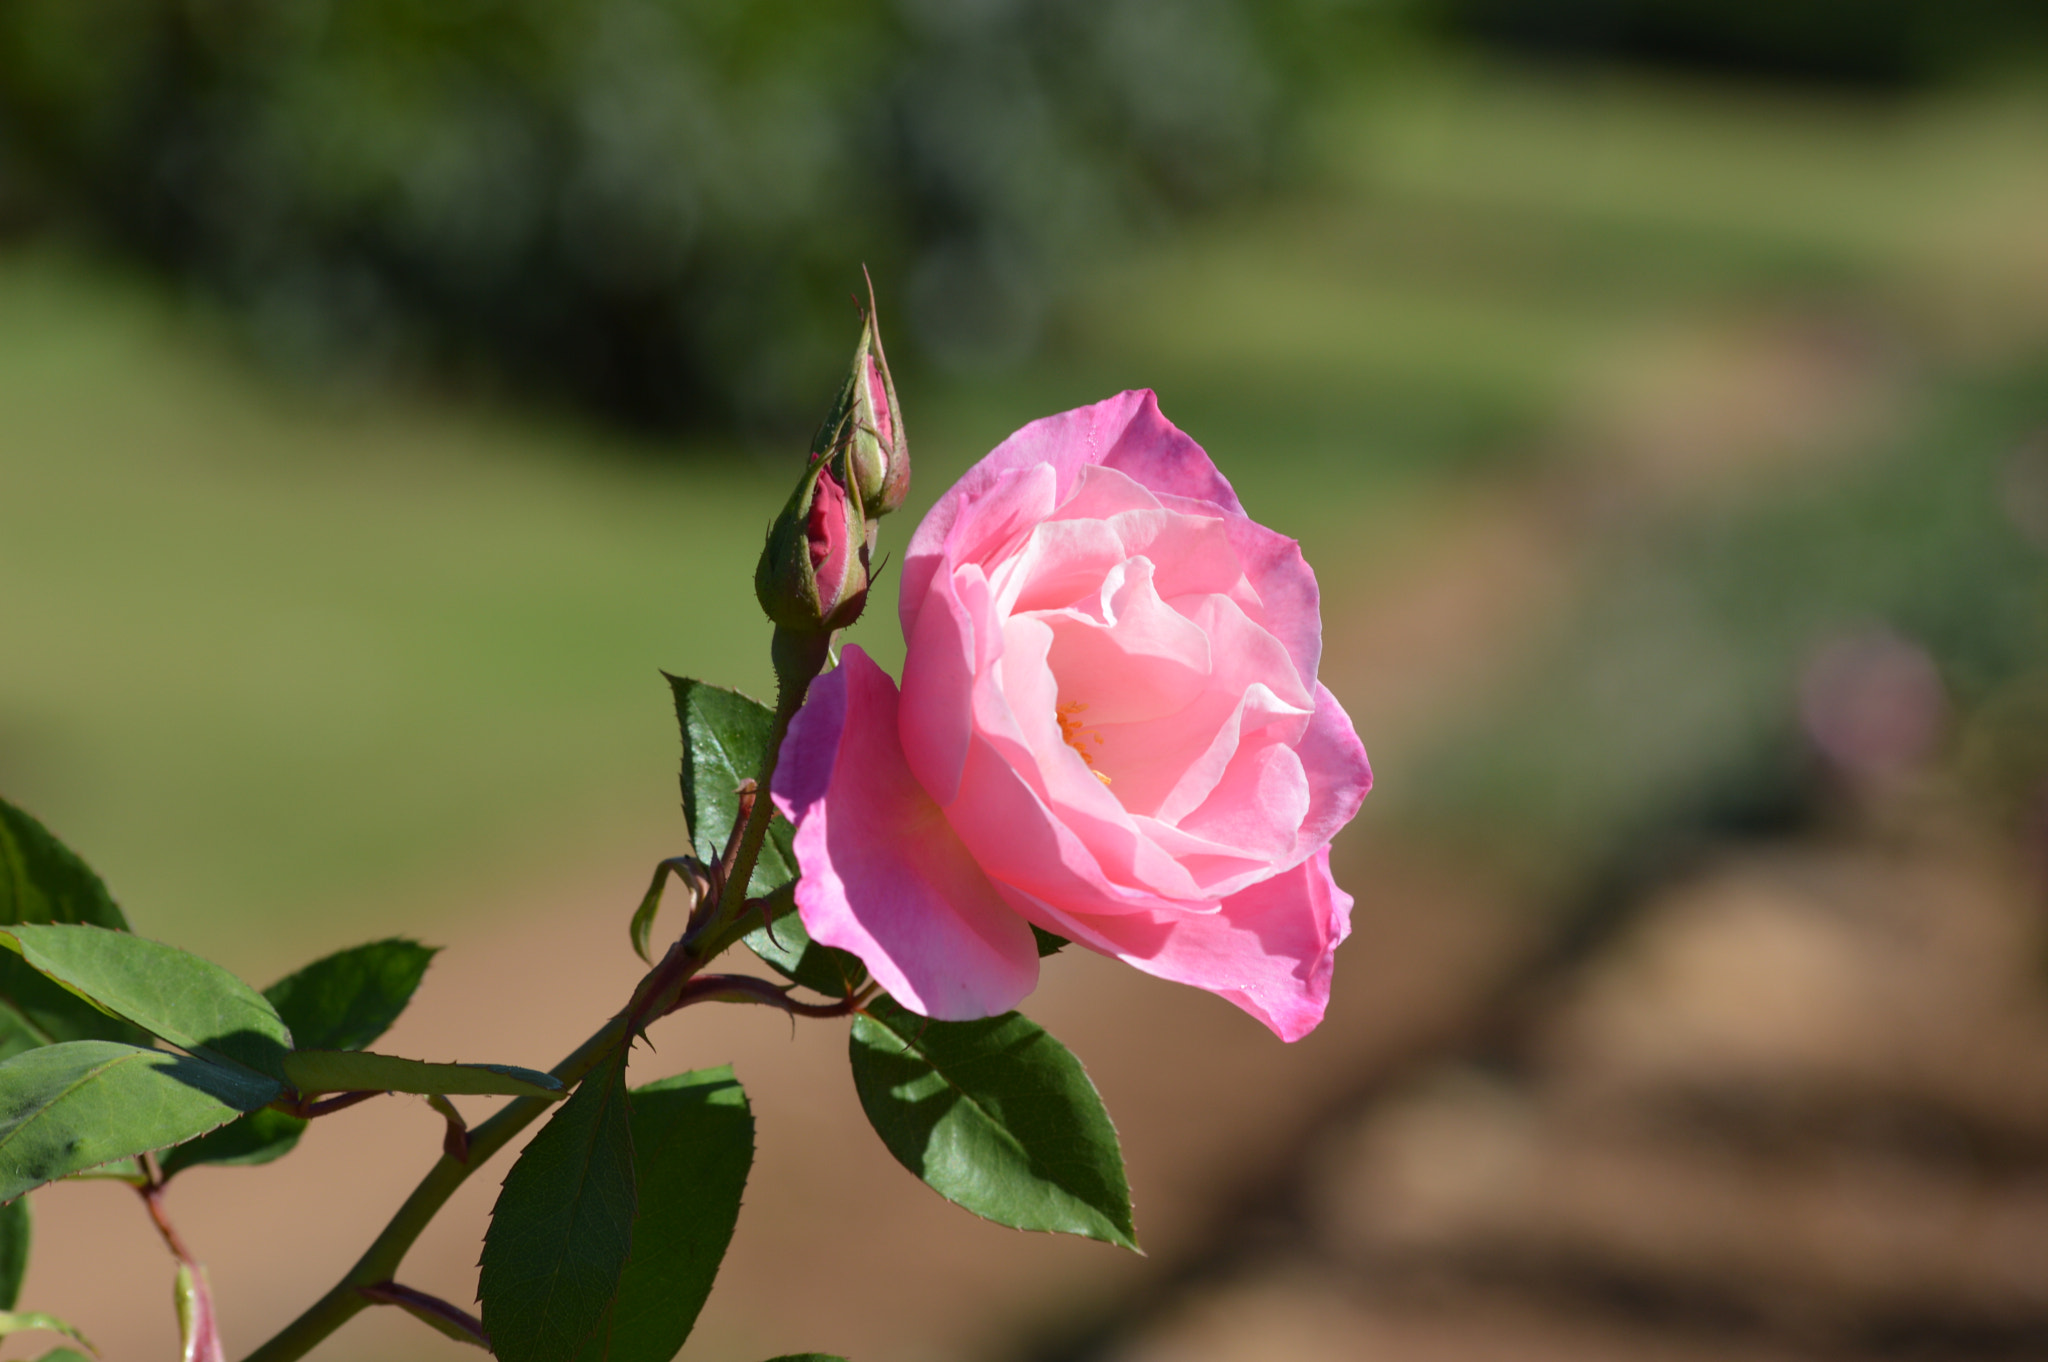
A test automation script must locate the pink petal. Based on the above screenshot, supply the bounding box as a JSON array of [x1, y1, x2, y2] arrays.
[[1097, 390, 1247, 517], [1288, 683, 1374, 862], [903, 391, 1186, 640], [1091, 848, 1353, 1042], [775, 647, 1039, 1020]]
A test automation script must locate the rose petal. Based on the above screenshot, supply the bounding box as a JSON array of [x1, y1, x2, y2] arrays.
[[1090, 848, 1353, 1042], [1288, 683, 1374, 862], [775, 647, 1039, 1020], [1098, 390, 1247, 517]]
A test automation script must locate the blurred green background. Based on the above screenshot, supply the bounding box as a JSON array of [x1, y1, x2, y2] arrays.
[[3, 3, 2048, 1360]]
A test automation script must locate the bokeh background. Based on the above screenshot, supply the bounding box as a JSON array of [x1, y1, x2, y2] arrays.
[[4, 2, 2048, 1359]]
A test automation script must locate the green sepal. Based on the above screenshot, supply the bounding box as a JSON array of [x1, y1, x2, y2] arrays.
[[849, 997, 1136, 1250], [1031, 926, 1069, 957]]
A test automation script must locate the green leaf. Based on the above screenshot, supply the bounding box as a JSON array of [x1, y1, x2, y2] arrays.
[[741, 890, 866, 1000], [0, 1197, 26, 1311], [0, 925, 290, 1081], [35, 1350, 92, 1362], [667, 677, 797, 895], [0, 1311, 92, 1353], [157, 1108, 307, 1180], [849, 997, 1136, 1250], [0, 1041, 278, 1202], [263, 940, 437, 1052], [1031, 926, 1069, 957], [0, 802, 145, 1063], [479, 1048, 636, 1362], [0, 800, 128, 932], [281, 1051, 562, 1099], [570, 1067, 753, 1362]]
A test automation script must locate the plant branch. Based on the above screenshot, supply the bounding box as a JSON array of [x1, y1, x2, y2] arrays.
[[237, 1013, 630, 1362], [358, 1280, 491, 1351], [668, 973, 875, 1018], [239, 628, 832, 1362]]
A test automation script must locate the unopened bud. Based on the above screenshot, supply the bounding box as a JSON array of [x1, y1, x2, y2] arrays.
[[755, 446, 870, 634], [812, 276, 909, 518]]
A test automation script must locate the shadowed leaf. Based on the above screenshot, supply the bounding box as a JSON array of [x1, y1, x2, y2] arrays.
[[263, 940, 438, 1053], [479, 1048, 636, 1362], [570, 1067, 752, 1362], [0, 1198, 25, 1310], [157, 1109, 307, 1180], [850, 997, 1135, 1249]]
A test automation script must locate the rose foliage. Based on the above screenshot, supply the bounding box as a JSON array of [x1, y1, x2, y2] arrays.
[[0, 294, 1367, 1362]]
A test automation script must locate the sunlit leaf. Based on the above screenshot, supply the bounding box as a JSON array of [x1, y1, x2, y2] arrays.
[[0, 925, 289, 1081], [0, 1041, 277, 1202], [849, 997, 1135, 1249], [666, 677, 797, 895]]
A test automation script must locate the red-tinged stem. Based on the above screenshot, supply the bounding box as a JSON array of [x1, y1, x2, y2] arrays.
[[358, 1280, 490, 1350], [668, 973, 876, 1018], [139, 1169, 198, 1266]]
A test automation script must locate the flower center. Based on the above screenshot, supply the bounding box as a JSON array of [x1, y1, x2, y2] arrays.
[[1056, 701, 1112, 786]]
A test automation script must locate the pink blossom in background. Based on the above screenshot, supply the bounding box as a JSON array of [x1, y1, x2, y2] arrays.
[[773, 391, 1372, 1040]]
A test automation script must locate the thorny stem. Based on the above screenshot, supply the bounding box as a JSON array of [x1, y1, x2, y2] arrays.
[[238, 1014, 628, 1362], [669, 973, 878, 1018], [239, 632, 835, 1362]]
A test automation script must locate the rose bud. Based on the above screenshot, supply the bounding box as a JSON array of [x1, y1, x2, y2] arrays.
[[811, 283, 908, 519], [754, 445, 870, 635]]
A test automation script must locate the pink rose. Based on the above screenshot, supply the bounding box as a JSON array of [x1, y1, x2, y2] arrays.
[[772, 391, 1371, 1040]]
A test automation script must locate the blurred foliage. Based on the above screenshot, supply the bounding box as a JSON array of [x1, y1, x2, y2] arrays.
[[0, 0, 1373, 434], [1434, 0, 2048, 89], [1415, 359, 2048, 888]]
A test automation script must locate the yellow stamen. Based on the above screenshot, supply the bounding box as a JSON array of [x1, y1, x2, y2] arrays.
[[1056, 701, 1113, 786]]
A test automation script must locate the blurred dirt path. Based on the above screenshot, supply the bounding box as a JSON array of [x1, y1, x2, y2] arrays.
[[21, 308, 1906, 1362]]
